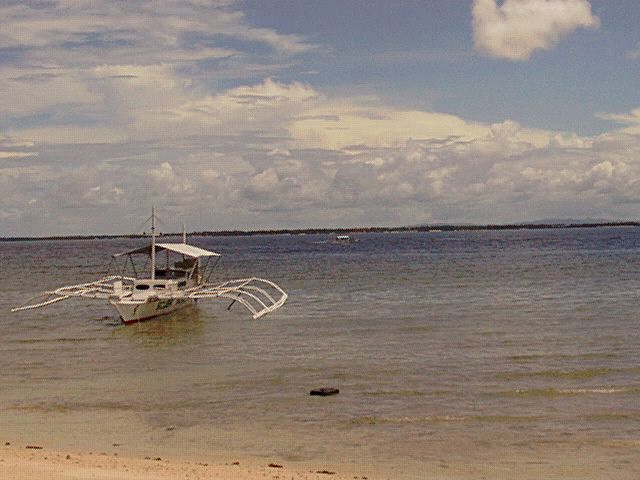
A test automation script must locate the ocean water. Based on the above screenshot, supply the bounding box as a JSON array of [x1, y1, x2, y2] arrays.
[[1, 228, 639, 478]]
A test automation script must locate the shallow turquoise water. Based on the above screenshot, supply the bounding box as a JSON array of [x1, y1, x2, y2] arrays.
[[1, 228, 639, 476]]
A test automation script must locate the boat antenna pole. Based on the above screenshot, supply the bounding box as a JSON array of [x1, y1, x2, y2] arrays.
[[183, 223, 186, 244], [151, 206, 156, 280]]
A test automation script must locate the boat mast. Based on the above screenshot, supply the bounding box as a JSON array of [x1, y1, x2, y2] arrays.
[[182, 223, 186, 243], [151, 206, 156, 280]]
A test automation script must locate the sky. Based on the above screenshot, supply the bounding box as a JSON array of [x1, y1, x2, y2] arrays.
[[2, 0, 640, 235]]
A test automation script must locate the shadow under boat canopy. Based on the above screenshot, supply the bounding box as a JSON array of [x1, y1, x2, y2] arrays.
[[114, 242, 220, 258]]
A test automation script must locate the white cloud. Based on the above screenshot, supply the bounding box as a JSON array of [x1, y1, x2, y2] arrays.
[[6, 72, 640, 233], [472, 0, 599, 61], [0, 1, 313, 65], [597, 108, 640, 134], [0, 0, 315, 140], [0, 135, 38, 160], [5, 110, 640, 234], [0, 66, 98, 116], [0, 151, 37, 159], [5, 63, 640, 234], [0, 136, 34, 149], [148, 162, 194, 195]]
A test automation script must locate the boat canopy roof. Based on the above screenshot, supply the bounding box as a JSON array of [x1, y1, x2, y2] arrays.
[[114, 242, 220, 258]]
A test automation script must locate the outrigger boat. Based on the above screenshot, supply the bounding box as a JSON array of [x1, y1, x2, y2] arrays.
[[11, 209, 288, 324]]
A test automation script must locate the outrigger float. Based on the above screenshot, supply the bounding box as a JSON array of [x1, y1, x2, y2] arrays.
[[11, 209, 287, 324]]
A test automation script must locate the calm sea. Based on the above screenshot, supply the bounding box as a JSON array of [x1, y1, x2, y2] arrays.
[[1, 228, 639, 478]]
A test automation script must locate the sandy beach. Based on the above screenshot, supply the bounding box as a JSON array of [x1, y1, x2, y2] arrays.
[[3, 438, 640, 480], [0, 443, 365, 480]]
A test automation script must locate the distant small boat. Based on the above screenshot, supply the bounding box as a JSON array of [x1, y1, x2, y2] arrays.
[[12, 208, 287, 324], [334, 234, 358, 244]]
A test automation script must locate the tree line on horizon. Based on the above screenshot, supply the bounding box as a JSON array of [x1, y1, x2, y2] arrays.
[[1, 221, 638, 242]]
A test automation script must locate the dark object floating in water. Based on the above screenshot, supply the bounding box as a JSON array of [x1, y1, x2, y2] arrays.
[[268, 463, 283, 468], [316, 470, 336, 475], [25, 445, 43, 449], [310, 387, 339, 396]]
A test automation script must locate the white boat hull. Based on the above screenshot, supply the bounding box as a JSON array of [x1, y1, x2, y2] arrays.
[[110, 297, 195, 324]]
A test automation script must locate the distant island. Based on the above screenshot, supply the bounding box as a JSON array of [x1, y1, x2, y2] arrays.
[[1, 221, 638, 242]]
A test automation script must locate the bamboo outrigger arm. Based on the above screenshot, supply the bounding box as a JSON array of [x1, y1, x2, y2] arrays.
[[11, 276, 128, 312], [185, 277, 288, 319], [12, 276, 288, 320]]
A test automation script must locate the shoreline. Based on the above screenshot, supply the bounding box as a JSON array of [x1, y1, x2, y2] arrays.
[[1, 221, 637, 242], [0, 443, 365, 480], [3, 436, 640, 480]]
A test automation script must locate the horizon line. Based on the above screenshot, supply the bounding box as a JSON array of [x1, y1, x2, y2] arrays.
[[1, 220, 638, 242]]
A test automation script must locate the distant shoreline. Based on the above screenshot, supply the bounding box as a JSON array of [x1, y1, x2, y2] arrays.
[[1, 221, 638, 242]]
